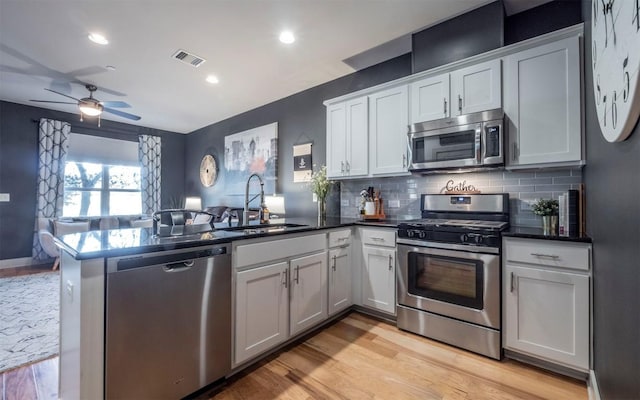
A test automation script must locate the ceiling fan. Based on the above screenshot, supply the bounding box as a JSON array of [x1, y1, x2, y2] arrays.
[[30, 84, 141, 126]]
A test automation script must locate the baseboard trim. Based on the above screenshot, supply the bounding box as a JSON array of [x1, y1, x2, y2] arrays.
[[588, 370, 601, 400], [0, 257, 48, 269]]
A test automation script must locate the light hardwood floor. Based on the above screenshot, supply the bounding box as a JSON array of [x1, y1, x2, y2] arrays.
[[207, 312, 585, 400], [1, 313, 587, 400]]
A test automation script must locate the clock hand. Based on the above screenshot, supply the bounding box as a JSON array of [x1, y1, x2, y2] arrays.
[[633, 0, 639, 32], [601, 0, 609, 47], [607, 0, 616, 46]]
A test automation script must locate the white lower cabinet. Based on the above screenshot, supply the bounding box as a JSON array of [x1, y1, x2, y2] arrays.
[[360, 228, 396, 315], [233, 233, 328, 366], [503, 237, 591, 372], [289, 252, 328, 336], [328, 246, 351, 315], [235, 261, 289, 365]]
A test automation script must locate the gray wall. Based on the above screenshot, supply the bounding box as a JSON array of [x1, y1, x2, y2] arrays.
[[582, 3, 640, 399], [0, 101, 186, 260], [184, 55, 412, 218]]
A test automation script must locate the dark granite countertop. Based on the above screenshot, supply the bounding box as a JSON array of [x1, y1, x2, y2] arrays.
[[54, 216, 402, 260], [503, 226, 592, 243]]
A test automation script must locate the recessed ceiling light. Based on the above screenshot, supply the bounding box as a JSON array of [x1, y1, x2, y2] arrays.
[[206, 75, 219, 84], [279, 31, 295, 44], [105, 65, 116, 71], [88, 33, 109, 45]]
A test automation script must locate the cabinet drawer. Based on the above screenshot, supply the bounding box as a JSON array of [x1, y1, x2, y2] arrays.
[[504, 238, 590, 271], [236, 233, 326, 268], [329, 229, 351, 247], [361, 228, 395, 247]]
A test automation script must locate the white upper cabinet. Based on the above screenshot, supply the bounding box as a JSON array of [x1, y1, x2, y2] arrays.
[[409, 59, 501, 124], [504, 36, 582, 168], [410, 73, 451, 122], [326, 96, 368, 179], [369, 85, 409, 176], [450, 59, 502, 116]]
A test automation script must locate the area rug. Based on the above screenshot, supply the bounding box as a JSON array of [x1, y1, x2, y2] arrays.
[[0, 271, 59, 372]]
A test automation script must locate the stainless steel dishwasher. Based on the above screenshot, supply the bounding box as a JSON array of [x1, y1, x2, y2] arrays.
[[105, 244, 231, 399]]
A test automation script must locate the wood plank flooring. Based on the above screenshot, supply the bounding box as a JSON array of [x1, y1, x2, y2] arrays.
[[1, 313, 587, 400], [208, 312, 586, 400]]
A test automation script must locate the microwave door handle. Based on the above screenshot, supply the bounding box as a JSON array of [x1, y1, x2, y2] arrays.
[[481, 125, 487, 163], [475, 125, 482, 163], [406, 131, 412, 169]]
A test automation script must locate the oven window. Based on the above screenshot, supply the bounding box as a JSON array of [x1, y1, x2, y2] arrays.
[[408, 252, 483, 309], [412, 130, 476, 164]]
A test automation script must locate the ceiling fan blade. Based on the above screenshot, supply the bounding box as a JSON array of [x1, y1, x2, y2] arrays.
[[30, 100, 77, 104], [100, 101, 131, 108], [44, 88, 80, 102], [104, 107, 141, 121]]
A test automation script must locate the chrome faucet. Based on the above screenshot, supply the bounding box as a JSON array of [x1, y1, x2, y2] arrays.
[[241, 173, 265, 226]]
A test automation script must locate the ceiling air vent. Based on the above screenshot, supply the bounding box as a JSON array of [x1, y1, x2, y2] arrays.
[[172, 49, 206, 68]]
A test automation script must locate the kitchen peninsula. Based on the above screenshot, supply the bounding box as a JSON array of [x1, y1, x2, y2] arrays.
[[54, 218, 394, 399]]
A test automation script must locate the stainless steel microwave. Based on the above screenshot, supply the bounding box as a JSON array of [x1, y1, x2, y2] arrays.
[[408, 108, 504, 173]]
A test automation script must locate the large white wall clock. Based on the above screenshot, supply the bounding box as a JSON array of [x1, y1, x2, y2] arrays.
[[591, 0, 640, 142]]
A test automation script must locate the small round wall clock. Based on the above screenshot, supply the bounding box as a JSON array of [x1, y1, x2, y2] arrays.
[[591, 0, 640, 142], [199, 154, 217, 187]]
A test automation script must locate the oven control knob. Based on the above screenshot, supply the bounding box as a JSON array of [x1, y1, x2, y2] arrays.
[[475, 235, 484, 244], [418, 231, 427, 239], [460, 234, 468, 242], [407, 230, 415, 238]]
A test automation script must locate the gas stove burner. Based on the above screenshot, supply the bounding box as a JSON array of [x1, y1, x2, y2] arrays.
[[397, 193, 510, 249], [400, 218, 508, 230]]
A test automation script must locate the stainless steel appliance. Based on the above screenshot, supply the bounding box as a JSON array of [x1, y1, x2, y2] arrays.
[[408, 109, 504, 173], [397, 193, 509, 359], [105, 244, 231, 399]]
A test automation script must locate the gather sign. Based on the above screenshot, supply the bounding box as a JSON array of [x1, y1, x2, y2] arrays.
[[441, 179, 480, 194]]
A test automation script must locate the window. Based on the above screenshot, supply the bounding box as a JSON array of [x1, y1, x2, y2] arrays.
[[63, 161, 141, 217]]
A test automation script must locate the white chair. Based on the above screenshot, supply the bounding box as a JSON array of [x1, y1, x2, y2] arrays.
[[38, 219, 90, 270]]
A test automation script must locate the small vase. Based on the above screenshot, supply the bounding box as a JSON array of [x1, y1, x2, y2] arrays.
[[317, 198, 327, 225], [542, 215, 558, 235]]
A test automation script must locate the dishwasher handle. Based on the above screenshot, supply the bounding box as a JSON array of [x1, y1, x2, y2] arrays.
[[163, 260, 195, 272], [116, 246, 227, 271]]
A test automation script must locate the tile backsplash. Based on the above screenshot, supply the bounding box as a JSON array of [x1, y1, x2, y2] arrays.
[[339, 168, 582, 228]]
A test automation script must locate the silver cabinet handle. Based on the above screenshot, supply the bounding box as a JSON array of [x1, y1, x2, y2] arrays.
[[458, 95, 462, 112], [294, 265, 300, 284], [388, 254, 393, 270], [340, 161, 345, 173], [402, 154, 406, 168], [332, 255, 337, 271], [337, 237, 348, 242], [346, 160, 350, 173], [531, 253, 560, 259], [512, 142, 518, 161], [282, 269, 288, 288], [371, 237, 385, 242], [443, 98, 447, 115], [510, 272, 515, 292]]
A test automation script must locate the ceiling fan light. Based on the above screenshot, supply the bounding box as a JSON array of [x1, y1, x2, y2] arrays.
[[79, 102, 103, 116], [88, 33, 109, 45]]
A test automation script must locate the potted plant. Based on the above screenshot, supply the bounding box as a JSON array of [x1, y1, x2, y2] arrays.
[[309, 165, 333, 224], [531, 198, 559, 235]]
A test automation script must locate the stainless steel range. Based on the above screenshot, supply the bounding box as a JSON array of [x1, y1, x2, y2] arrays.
[[396, 193, 509, 359]]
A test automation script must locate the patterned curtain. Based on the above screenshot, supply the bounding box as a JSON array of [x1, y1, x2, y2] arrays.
[[138, 135, 162, 215], [32, 119, 71, 260]]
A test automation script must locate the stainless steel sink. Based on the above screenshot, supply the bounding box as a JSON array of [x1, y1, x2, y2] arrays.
[[217, 223, 308, 234]]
